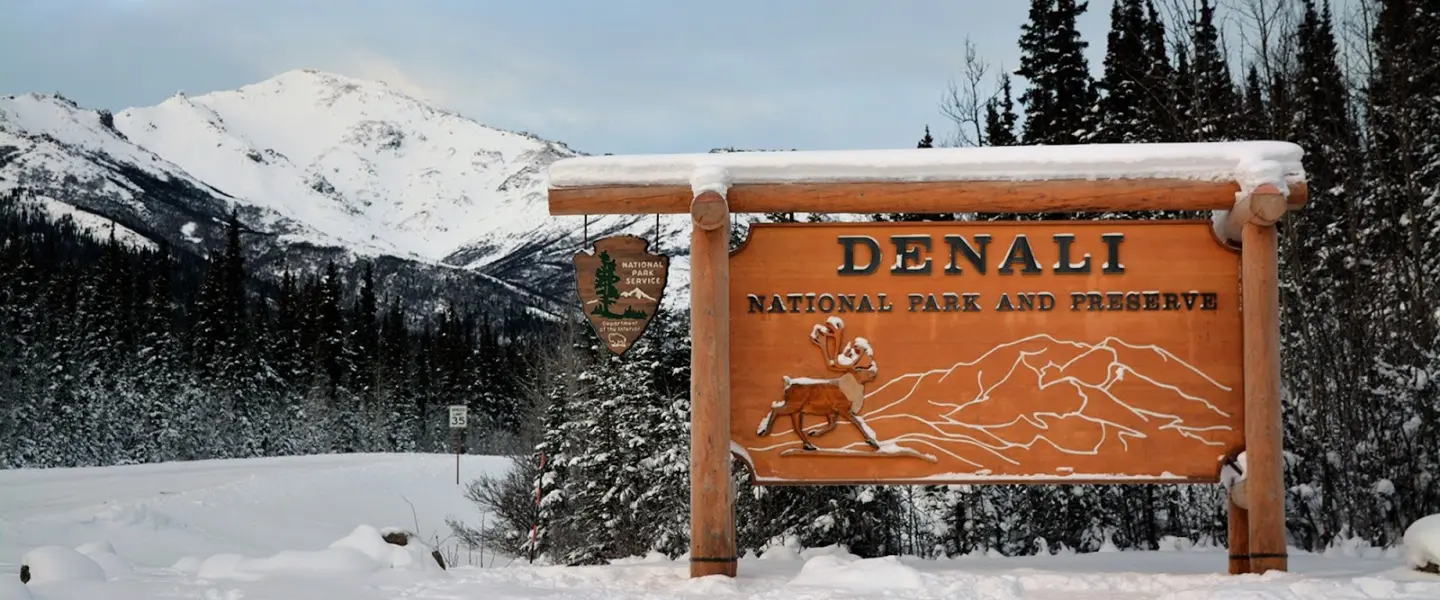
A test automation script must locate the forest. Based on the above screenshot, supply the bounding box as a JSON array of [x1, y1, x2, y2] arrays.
[[0, 196, 549, 467], [1, 0, 1436, 570]]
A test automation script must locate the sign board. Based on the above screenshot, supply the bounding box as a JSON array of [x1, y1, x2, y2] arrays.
[[574, 235, 670, 356], [448, 405, 468, 429], [547, 141, 1305, 577], [730, 220, 1244, 485]]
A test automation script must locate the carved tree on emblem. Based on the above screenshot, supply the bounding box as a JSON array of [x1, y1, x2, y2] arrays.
[[592, 251, 622, 318]]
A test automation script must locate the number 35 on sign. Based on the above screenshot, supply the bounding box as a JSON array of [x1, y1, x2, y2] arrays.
[[448, 405, 468, 429]]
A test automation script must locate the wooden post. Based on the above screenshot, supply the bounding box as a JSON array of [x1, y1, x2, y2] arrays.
[[689, 190, 736, 578], [1242, 190, 1286, 573], [1227, 489, 1251, 574], [455, 428, 462, 485]]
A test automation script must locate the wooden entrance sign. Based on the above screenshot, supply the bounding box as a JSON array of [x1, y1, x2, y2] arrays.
[[732, 220, 1243, 484], [545, 142, 1307, 579]]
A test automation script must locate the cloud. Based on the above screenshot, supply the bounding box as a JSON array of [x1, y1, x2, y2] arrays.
[[0, 0, 1122, 154], [342, 54, 446, 105]]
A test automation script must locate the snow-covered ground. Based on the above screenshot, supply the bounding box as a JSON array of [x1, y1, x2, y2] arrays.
[[2, 453, 1436, 599]]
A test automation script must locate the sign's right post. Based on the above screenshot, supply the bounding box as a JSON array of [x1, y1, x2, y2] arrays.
[[1240, 185, 1288, 573]]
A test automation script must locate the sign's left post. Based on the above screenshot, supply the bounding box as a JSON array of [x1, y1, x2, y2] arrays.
[[689, 189, 736, 578]]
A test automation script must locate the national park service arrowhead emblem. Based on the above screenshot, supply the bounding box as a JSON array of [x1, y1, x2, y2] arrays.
[[574, 235, 669, 356]]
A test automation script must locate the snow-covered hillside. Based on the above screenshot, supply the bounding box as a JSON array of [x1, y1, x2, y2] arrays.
[[114, 69, 579, 264], [0, 70, 693, 313], [2, 454, 1437, 599]]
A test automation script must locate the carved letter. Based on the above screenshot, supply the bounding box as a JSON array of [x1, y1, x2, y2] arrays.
[[838, 235, 881, 275], [1102, 233, 1125, 274], [943, 234, 990, 275], [999, 235, 1042, 275], [890, 235, 932, 275], [1053, 233, 1092, 274]]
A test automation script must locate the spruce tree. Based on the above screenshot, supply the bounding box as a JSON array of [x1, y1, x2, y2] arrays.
[[1016, 0, 1099, 145], [983, 75, 1020, 147], [1007, 0, 1099, 224], [1183, 0, 1239, 141], [1094, 0, 1150, 144], [1354, 0, 1440, 544], [917, 125, 935, 148], [1140, 0, 1178, 141]]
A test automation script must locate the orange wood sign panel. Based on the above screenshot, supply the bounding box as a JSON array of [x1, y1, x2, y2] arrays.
[[729, 220, 1244, 485]]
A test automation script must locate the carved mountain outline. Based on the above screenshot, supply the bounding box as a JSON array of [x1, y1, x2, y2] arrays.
[[748, 334, 1239, 472]]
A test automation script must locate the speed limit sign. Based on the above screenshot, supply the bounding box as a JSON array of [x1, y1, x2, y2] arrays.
[[448, 405, 467, 429]]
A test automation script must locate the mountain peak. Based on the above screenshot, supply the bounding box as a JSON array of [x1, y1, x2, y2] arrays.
[[105, 69, 591, 264], [0, 69, 671, 317], [244, 68, 415, 101]]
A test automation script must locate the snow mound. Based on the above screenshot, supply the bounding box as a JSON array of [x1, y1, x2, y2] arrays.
[[608, 551, 673, 565], [757, 539, 859, 562], [0, 578, 32, 599], [171, 555, 205, 573], [678, 573, 739, 594], [20, 545, 108, 585], [1157, 536, 1199, 552], [790, 554, 927, 591], [1403, 514, 1440, 573], [74, 540, 132, 578], [194, 524, 446, 581], [85, 502, 178, 529]]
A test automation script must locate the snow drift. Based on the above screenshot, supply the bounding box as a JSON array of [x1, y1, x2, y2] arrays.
[[2, 454, 1437, 600]]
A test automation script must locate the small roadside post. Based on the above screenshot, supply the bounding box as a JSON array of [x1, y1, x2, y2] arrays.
[[448, 404, 467, 485]]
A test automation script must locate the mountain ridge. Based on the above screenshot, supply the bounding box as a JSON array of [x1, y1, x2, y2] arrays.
[[0, 69, 698, 317]]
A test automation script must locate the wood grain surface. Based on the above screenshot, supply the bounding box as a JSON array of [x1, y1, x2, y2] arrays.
[[548, 179, 1308, 216], [729, 220, 1245, 485]]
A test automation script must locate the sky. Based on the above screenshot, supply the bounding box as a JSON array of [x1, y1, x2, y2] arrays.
[[0, 0, 1355, 156]]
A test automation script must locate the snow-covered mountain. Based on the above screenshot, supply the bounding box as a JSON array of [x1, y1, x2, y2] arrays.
[[0, 69, 691, 316]]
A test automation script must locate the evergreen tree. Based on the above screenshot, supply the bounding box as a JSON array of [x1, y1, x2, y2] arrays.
[[1016, 0, 1099, 145], [1352, 0, 1440, 546], [1005, 0, 1100, 224], [353, 262, 380, 387], [917, 125, 935, 148], [983, 75, 1020, 147], [1182, 0, 1239, 141], [1236, 65, 1269, 140], [1094, 0, 1150, 143], [1137, 0, 1179, 141]]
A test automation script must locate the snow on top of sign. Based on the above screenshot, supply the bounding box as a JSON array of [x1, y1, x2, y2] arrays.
[[548, 141, 1305, 193], [690, 165, 732, 198]]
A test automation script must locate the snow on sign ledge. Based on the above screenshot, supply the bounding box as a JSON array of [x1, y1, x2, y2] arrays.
[[545, 141, 1306, 193]]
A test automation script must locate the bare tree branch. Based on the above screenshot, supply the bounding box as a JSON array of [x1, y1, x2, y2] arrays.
[[1337, 0, 1379, 97], [938, 37, 995, 147], [1221, 0, 1298, 86]]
